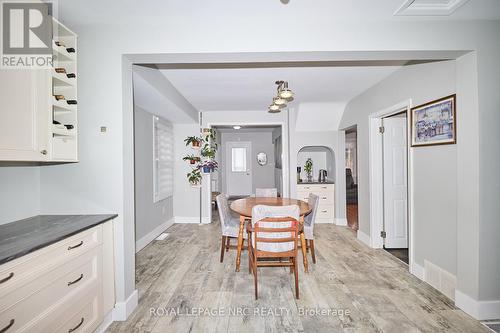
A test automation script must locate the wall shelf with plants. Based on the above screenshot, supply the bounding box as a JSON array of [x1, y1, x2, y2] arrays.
[[183, 128, 218, 187]]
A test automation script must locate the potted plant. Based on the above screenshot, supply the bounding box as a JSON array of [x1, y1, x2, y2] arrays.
[[182, 155, 200, 165], [201, 145, 216, 159], [304, 158, 313, 182], [187, 169, 202, 187], [184, 136, 201, 148], [201, 160, 218, 173]]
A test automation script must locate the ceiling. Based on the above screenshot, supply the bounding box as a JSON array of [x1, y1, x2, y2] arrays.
[[161, 65, 402, 111], [59, 0, 500, 27]]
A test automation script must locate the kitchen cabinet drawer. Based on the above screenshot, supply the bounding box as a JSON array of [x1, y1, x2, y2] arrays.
[[54, 294, 101, 333], [297, 184, 334, 192], [0, 226, 102, 303], [298, 192, 334, 205], [0, 247, 101, 331], [316, 205, 334, 220]]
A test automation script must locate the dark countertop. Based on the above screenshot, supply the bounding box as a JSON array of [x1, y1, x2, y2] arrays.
[[0, 214, 117, 266]]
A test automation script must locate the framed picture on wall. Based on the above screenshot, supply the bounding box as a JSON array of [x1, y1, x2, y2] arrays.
[[411, 94, 456, 147]]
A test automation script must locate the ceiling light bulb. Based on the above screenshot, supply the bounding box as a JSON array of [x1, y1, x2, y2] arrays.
[[273, 97, 286, 106], [269, 104, 280, 111], [268, 108, 281, 113], [233, 125, 241, 130], [279, 88, 293, 99]]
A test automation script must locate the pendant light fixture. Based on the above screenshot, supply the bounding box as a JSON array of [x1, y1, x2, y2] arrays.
[[268, 80, 294, 113]]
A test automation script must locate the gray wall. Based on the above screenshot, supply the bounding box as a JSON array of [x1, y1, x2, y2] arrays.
[[340, 60, 457, 275], [0, 166, 40, 224], [134, 107, 173, 242], [221, 131, 276, 194]]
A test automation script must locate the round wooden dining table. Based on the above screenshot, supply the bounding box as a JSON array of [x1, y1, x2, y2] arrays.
[[230, 197, 312, 273]]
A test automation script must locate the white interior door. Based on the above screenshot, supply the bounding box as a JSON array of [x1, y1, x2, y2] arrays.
[[226, 141, 252, 196], [382, 116, 408, 248]]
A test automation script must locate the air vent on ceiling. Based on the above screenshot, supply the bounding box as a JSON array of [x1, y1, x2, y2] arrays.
[[394, 0, 470, 16]]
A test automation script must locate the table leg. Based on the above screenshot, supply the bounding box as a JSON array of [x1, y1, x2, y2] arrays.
[[235, 215, 245, 272], [300, 216, 309, 273]]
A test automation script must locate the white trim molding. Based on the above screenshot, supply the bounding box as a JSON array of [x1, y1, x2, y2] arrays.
[[357, 230, 371, 247], [113, 289, 139, 321], [334, 218, 347, 226], [135, 218, 174, 253], [175, 216, 211, 224], [455, 290, 500, 321], [411, 261, 425, 281]]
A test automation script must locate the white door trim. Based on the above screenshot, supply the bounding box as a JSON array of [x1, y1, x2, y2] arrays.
[[368, 99, 414, 272]]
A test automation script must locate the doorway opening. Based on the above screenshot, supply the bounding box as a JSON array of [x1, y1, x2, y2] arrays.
[[211, 125, 283, 202], [381, 111, 409, 264], [344, 126, 358, 230]]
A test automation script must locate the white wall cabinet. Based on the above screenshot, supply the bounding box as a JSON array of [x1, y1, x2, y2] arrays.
[[0, 18, 78, 162], [297, 183, 335, 223], [0, 221, 114, 333]]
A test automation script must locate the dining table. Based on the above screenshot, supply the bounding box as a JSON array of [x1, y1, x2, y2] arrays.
[[229, 197, 312, 273]]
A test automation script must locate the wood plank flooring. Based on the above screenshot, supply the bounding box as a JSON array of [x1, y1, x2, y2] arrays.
[[107, 213, 489, 333]]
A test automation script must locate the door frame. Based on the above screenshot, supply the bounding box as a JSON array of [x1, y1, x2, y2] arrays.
[[225, 140, 252, 196], [368, 99, 414, 271]]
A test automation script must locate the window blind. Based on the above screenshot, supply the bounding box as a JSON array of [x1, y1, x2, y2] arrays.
[[153, 116, 174, 202]]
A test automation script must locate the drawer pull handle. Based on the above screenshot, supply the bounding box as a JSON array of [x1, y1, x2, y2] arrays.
[[321, 210, 327, 213], [68, 241, 83, 250], [68, 317, 84, 333], [0, 319, 14, 333], [67, 274, 84, 286], [322, 197, 327, 199], [0, 272, 14, 284]]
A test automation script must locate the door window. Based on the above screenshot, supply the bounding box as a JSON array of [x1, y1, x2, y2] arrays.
[[231, 147, 247, 172]]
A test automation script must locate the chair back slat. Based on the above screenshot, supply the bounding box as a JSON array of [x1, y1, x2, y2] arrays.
[[251, 205, 300, 253], [255, 188, 278, 198]]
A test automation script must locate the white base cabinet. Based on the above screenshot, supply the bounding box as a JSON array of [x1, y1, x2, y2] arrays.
[[297, 183, 335, 223], [0, 221, 114, 333]]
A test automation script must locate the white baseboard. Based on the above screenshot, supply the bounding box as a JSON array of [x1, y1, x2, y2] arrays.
[[411, 261, 425, 280], [135, 218, 174, 253], [94, 310, 114, 333], [357, 230, 371, 247], [455, 290, 500, 320], [175, 216, 211, 224], [335, 218, 347, 226], [113, 289, 138, 321]]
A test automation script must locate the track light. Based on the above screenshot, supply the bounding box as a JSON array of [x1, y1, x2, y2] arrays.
[[278, 81, 294, 99], [267, 80, 294, 113]]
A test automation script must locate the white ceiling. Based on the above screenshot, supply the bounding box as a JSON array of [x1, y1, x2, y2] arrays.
[[59, 0, 500, 27], [160, 66, 402, 111]]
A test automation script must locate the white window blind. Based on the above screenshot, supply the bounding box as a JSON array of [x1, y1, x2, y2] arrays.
[[153, 116, 174, 202]]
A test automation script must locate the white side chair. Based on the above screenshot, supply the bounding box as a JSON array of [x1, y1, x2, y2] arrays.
[[247, 204, 301, 299], [216, 194, 246, 263], [303, 193, 319, 263], [255, 188, 278, 197]]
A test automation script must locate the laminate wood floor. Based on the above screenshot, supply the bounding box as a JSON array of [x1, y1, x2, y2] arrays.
[[107, 214, 489, 333]]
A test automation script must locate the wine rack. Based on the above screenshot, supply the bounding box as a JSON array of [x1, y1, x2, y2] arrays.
[[50, 18, 78, 161]]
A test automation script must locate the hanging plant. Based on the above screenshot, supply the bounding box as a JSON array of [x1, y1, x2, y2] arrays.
[[201, 144, 216, 159], [187, 169, 202, 187], [182, 155, 201, 165], [184, 136, 201, 148], [200, 160, 218, 173]]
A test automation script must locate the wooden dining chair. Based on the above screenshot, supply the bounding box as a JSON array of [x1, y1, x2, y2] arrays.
[[255, 188, 278, 197], [246, 204, 300, 299], [216, 193, 247, 263]]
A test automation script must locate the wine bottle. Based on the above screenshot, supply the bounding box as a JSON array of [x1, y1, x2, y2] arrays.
[[54, 95, 65, 101], [55, 67, 66, 74], [66, 73, 76, 78], [66, 47, 76, 53], [66, 100, 77, 105]]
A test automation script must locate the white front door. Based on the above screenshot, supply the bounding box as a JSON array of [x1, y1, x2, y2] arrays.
[[382, 116, 408, 248], [226, 141, 252, 196]]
